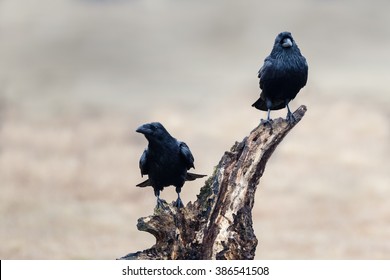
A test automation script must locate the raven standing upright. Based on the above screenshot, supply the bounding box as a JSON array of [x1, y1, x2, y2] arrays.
[[136, 122, 206, 209], [252, 31, 308, 123]]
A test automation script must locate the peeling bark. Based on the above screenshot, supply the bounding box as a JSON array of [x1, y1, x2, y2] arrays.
[[119, 105, 307, 260]]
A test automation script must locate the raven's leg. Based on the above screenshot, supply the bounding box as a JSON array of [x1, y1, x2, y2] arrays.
[[154, 188, 165, 209], [174, 186, 184, 208], [261, 98, 273, 126], [267, 108, 271, 121], [285, 101, 296, 123]]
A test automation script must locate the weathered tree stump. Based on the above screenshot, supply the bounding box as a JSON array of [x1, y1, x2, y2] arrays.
[[119, 105, 307, 260]]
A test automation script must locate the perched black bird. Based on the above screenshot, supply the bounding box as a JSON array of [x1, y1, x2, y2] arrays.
[[136, 122, 206, 209], [252, 31, 308, 123]]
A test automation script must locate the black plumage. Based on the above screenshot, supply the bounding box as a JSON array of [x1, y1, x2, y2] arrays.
[[252, 31, 308, 123], [136, 122, 206, 209]]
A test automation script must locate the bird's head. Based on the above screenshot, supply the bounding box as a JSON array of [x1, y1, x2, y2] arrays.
[[275, 31, 294, 49], [136, 122, 172, 143]]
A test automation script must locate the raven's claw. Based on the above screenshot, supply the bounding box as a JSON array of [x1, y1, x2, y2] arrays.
[[286, 112, 296, 124], [174, 197, 184, 209], [156, 197, 167, 210], [260, 118, 273, 126]]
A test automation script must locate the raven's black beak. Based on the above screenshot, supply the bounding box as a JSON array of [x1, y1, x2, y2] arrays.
[[136, 124, 152, 135], [282, 38, 293, 48]]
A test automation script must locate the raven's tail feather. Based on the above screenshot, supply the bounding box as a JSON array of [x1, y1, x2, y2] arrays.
[[186, 172, 207, 181], [252, 97, 268, 111], [136, 173, 206, 187], [136, 179, 151, 188], [252, 97, 286, 111]]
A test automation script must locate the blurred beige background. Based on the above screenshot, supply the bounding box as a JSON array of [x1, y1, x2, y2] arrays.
[[0, 0, 389, 259]]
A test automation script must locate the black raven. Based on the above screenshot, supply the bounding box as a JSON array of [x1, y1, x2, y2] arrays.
[[136, 122, 206, 209], [252, 31, 308, 123]]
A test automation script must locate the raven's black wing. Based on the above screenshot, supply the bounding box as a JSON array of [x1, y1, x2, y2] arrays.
[[139, 148, 149, 176], [136, 149, 151, 187], [258, 58, 273, 90], [253, 58, 274, 110], [179, 141, 195, 170]]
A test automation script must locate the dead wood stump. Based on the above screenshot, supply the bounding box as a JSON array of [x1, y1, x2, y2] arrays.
[[119, 105, 307, 260]]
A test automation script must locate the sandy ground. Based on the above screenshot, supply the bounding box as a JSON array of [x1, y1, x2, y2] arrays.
[[0, 0, 389, 259]]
